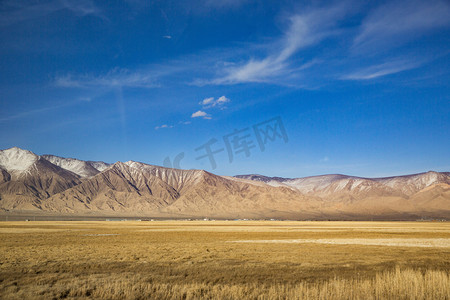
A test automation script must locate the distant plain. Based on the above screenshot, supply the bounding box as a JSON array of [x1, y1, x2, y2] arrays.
[[0, 221, 449, 299]]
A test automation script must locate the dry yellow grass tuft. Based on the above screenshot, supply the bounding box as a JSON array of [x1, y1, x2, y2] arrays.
[[0, 221, 449, 299], [2, 267, 449, 299]]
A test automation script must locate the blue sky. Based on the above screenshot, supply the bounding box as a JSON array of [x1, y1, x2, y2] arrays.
[[0, 0, 449, 178]]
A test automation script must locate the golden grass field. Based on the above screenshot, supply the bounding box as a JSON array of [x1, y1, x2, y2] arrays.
[[0, 220, 449, 299]]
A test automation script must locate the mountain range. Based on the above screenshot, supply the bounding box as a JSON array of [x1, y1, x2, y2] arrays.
[[0, 147, 449, 220]]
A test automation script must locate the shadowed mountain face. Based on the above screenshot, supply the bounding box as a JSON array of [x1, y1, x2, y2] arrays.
[[0, 147, 449, 220], [234, 174, 292, 183], [0, 148, 81, 211]]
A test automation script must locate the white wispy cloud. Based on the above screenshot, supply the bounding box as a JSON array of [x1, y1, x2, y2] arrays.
[[200, 96, 230, 108], [155, 120, 192, 130], [0, 100, 84, 122], [0, 0, 104, 27], [54, 68, 159, 89], [353, 0, 450, 53], [60, 0, 103, 17], [50, 1, 449, 92], [209, 3, 353, 85], [191, 110, 211, 119], [342, 59, 423, 80], [154, 124, 174, 130]]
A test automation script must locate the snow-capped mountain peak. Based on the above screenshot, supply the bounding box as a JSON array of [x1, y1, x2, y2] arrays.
[[0, 146, 449, 219], [87, 161, 110, 172], [42, 154, 110, 178], [235, 171, 450, 196], [0, 147, 38, 172]]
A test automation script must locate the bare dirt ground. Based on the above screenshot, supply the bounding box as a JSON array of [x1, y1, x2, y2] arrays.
[[0, 221, 449, 299]]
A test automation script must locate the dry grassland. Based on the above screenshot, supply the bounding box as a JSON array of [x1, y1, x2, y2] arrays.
[[0, 221, 449, 299]]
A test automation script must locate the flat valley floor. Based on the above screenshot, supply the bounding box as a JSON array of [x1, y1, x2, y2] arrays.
[[0, 221, 449, 299]]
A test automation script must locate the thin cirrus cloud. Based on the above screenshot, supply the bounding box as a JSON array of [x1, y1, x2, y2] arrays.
[[342, 59, 424, 80], [0, 0, 104, 27], [208, 2, 353, 85], [343, 0, 450, 80], [352, 0, 450, 53], [0, 99, 86, 122], [60, 0, 103, 17], [51, 1, 450, 93], [54, 68, 160, 89], [198, 0, 450, 85]]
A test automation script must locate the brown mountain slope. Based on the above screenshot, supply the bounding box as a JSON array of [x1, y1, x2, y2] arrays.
[[0, 147, 449, 219], [233, 172, 450, 219], [42, 162, 322, 219], [42, 162, 181, 213], [0, 158, 81, 211], [162, 171, 322, 219]]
